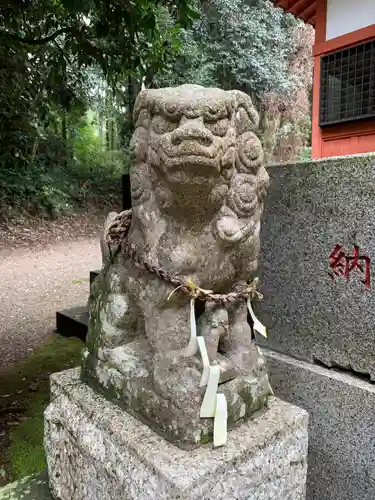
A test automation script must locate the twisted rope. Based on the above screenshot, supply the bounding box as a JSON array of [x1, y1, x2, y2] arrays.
[[105, 210, 262, 304]]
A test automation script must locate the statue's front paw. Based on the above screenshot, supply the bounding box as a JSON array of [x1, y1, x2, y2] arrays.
[[153, 352, 203, 410]]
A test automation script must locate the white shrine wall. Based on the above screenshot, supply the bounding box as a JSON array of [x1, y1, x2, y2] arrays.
[[326, 0, 375, 40]]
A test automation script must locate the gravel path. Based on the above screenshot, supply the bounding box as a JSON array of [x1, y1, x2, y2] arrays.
[[0, 237, 102, 371]]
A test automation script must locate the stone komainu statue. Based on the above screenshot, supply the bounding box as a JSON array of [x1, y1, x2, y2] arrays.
[[82, 84, 272, 449]]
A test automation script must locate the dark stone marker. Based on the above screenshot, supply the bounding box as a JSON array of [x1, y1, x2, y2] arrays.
[[122, 173, 131, 210], [56, 306, 88, 342], [90, 269, 100, 287]]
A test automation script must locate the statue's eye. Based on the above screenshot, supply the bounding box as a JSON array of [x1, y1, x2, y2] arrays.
[[151, 115, 178, 134], [204, 118, 230, 137]]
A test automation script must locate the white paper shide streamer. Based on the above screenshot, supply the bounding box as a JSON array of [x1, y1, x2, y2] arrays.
[[200, 365, 220, 418], [183, 291, 274, 447], [197, 337, 210, 387], [214, 394, 228, 447], [184, 298, 199, 356], [197, 332, 228, 446], [182, 291, 268, 446], [247, 297, 267, 338]]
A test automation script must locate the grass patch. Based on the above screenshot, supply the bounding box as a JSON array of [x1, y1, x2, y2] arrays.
[[72, 278, 89, 285], [0, 334, 83, 481]]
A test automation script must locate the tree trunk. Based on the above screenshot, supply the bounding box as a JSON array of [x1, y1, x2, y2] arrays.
[[62, 113, 68, 167], [62, 113, 67, 141], [127, 75, 141, 134]]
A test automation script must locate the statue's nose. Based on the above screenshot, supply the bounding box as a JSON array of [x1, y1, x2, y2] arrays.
[[171, 117, 213, 146]]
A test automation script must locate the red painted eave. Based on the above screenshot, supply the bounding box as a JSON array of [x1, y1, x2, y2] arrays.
[[270, 0, 316, 27]]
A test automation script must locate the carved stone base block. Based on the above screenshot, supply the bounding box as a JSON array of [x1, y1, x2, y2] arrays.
[[44, 368, 309, 500], [81, 340, 272, 450]]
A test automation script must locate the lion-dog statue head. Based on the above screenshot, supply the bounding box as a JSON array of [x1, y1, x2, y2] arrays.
[[129, 84, 269, 246]]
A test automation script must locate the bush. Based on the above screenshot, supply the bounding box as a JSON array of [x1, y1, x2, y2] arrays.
[[299, 146, 312, 163], [0, 115, 128, 219]]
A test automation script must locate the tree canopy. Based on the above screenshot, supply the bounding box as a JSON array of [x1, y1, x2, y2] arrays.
[[1, 0, 198, 81], [156, 0, 301, 99], [0, 0, 199, 154]]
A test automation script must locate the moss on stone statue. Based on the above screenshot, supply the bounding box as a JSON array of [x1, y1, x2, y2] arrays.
[[82, 357, 208, 450], [82, 348, 273, 451]]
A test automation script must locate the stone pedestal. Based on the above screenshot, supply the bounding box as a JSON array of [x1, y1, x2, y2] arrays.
[[264, 348, 375, 500], [44, 368, 308, 500]]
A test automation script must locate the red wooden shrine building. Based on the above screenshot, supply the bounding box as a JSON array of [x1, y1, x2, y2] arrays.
[[271, 0, 375, 159]]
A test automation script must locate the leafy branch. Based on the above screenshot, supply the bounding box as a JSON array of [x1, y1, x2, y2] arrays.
[[0, 26, 75, 45]]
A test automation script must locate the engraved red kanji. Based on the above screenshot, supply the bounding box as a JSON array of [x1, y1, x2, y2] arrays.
[[328, 244, 370, 289]]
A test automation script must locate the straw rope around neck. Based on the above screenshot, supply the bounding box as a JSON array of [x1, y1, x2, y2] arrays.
[[105, 209, 264, 305]]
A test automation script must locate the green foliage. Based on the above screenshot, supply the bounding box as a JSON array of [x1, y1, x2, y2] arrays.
[[274, 114, 311, 153], [0, 0, 198, 85], [299, 146, 312, 163], [0, 113, 127, 217], [153, 0, 313, 162], [155, 0, 300, 100], [71, 117, 103, 171], [0, 158, 68, 218]]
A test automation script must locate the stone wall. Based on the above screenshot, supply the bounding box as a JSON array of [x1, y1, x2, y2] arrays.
[[257, 153, 375, 500], [257, 153, 375, 375]]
